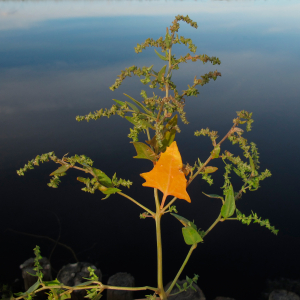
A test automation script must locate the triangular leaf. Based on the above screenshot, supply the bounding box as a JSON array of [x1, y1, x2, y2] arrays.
[[140, 141, 190, 208], [50, 165, 69, 176], [132, 142, 157, 162], [182, 226, 203, 245]]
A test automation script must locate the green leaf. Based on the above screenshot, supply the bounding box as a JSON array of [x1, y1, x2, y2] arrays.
[[123, 94, 152, 115], [249, 156, 255, 176], [182, 226, 203, 245], [202, 192, 224, 201], [43, 279, 61, 286], [154, 49, 168, 61], [125, 116, 154, 129], [92, 168, 113, 187], [171, 213, 190, 227], [161, 129, 176, 152], [203, 166, 218, 174], [166, 114, 178, 127], [59, 293, 71, 300], [77, 177, 87, 183], [125, 101, 139, 112], [165, 32, 172, 49], [132, 142, 156, 162], [157, 65, 167, 82], [221, 184, 235, 219], [211, 145, 220, 159], [112, 99, 126, 106], [100, 187, 121, 195], [74, 281, 94, 287], [50, 165, 70, 176], [233, 167, 241, 177], [26, 280, 41, 294]]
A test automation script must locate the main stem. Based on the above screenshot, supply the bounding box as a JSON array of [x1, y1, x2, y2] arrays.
[[154, 189, 167, 300]]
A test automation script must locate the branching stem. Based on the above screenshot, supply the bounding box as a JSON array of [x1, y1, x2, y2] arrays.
[[166, 244, 197, 296], [118, 192, 154, 216]]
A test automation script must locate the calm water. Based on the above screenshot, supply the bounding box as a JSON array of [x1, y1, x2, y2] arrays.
[[1, 1, 300, 299]]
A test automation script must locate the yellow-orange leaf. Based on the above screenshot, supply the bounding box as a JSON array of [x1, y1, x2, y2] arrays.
[[140, 141, 191, 208]]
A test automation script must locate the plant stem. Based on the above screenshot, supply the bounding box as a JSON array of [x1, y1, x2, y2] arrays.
[[161, 197, 177, 213], [203, 213, 222, 237], [155, 212, 166, 299], [154, 188, 167, 300], [118, 192, 154, 216], [166, 244, 197, 296]]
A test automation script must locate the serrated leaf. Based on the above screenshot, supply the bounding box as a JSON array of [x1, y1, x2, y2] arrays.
[[203, 166, 218, 174], [154, 49, 168, 61], [140, 141, 190, 208], [132, 142, 156, 162], [211, 145, 220, 159], [50, 165, 69, 176], [221, 184, 235, 219], [112, 99, 125, 106], [157, 65, 167, 82], [92, 168, 113, 187], [182, 226, 203, 245], [171, 213, 191, 227], [123, 94, 152, 115]]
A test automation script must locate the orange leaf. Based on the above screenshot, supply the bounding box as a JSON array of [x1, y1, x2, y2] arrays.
[[140, 141, 191, 208]]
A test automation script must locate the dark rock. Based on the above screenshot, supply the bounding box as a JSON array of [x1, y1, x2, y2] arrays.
[[269, 290, 300, 300], [20, 257, 52, 291], [107, 272, 135, 300], [57, 262, 102, 300]]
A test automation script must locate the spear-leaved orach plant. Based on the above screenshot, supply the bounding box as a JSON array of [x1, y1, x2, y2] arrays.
[[16, 15, 277, 300]]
